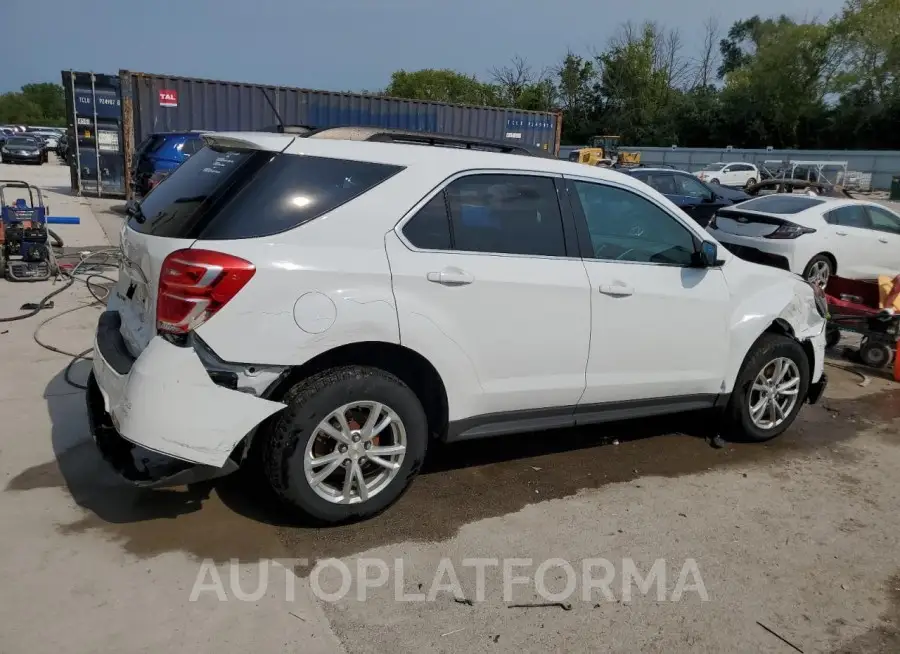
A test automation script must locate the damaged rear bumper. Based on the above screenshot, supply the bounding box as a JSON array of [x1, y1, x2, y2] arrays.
[[88, 311, 285, 486], [86, 372, 238, 487]]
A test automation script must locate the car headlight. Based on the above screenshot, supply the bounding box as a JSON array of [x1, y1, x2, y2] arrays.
[[809, 281, 829, 318]]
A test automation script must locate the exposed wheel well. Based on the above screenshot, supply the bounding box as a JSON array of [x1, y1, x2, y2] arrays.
[[265, 342, 449, 439], [806, 252, 837, 275], [764, 320, 815, 374]]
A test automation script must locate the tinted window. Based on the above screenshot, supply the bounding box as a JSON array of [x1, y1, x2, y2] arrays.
[[444, 175, 565, 257], [5, 137, 36, 147], [573, 182, 695, 266], [130, 147, 403, 239], [403, 193, 452, 250], [866, 206, 900, 234], [674, 174, 711, 198], [181, 138, 203, 155], [142, 135, 166, 155], [738, 195, 825, 214], [826, 205, 871, 228], [636, 172, 677, 195]]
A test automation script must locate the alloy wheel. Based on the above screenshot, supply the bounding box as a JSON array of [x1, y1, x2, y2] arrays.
[[806, 260, 830, 289], [303, 401, 407, 505], [748, 357, 801, 430]]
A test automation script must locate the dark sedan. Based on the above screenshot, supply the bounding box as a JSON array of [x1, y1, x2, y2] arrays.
[[1, 136, 45, 165], [625, 167, 751, 227]]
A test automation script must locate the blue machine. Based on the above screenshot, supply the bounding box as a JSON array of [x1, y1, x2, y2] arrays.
[[0, 181, 52, 281]]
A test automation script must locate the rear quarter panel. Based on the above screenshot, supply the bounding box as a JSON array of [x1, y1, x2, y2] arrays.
[[193, 166, 445, 366]]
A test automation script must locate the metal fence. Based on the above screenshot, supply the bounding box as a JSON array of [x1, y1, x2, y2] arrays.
[[559, 145, 900, 191]]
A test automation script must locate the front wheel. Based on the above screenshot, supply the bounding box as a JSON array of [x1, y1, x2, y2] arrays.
[[710, 178, 720, 185], [745, 177, 757, 189], [803, 255, 833, 289], [723, 334, 810, 442], [262, 365, 428, 524]]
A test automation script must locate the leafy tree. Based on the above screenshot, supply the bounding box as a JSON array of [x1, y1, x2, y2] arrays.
[[0, 83, 66, 126], [384, 69, 500, 106]]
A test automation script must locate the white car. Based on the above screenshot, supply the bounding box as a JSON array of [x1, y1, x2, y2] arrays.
[[695, 162, 759, 189], [706, 194, 900, 287], [88, 131, 828, 523]]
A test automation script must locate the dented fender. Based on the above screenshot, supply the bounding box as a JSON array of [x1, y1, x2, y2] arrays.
[[722, 263, 826, 393]]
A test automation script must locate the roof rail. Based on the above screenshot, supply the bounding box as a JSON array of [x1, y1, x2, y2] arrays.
[[306, 127, 553, 158], [257, 124, 317, 135]]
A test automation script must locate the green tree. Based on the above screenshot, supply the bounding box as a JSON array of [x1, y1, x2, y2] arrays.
[[384, 69, 500, 106], [596, 22, 684, 144], [0, 82, 66, 126]]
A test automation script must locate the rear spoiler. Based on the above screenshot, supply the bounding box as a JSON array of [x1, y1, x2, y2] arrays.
[[201, 132, 295, 153]]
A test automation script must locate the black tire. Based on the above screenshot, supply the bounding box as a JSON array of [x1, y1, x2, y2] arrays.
[[745, 177, 757, 189], [262, 365, 428, 524], [710, 178, 720, 185], [859, 338, 892, 369], [803, 254, 833, 289], [723, 333, 810, 442], [825, 325, 841, 349]]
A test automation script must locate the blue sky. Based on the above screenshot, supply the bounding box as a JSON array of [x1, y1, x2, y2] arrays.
[[2, 0, 847, 92]]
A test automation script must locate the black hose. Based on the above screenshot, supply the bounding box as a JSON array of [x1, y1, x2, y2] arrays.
[[0, 276, 75, 322], [48, 228, 63, 248]]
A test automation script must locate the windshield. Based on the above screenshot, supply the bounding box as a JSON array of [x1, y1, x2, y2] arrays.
[[701, 163, 723, 172], [5, 138, 35, 147]]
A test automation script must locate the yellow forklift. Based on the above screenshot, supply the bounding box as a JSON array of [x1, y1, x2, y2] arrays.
[[567, 136, 641, 167]]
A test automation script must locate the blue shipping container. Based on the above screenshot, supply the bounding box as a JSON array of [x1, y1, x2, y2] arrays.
[[119, 70, 561, 198], [61, 70, 126, 197]]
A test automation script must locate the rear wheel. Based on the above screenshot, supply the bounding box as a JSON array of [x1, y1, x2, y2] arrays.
[[262, 365, 428, 524], [745, 177, 757, 189], [723, 334, 810, 442], [803, 255, 833, 289]]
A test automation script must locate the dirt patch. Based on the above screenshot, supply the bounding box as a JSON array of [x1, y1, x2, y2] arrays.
[[831, 573, 900, 653], [7, 390, 899, 566]]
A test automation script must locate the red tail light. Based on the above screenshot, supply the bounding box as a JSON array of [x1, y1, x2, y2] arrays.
[[156, 249, 255, 335]]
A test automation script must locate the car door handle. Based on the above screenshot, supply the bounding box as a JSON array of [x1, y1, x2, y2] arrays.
[[426, 268, 474, 286], [835, 231, 848, 236], [599, 283, 634, 297]]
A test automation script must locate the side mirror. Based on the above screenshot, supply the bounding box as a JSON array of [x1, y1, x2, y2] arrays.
[[693, 240, 719, 268], [702, 194, 716, 204]]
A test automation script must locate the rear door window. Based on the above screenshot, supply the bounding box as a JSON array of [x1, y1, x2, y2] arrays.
[[129, 147, 403, 240], [402, 193, 452, 250], [826, 205, 871, 228], [865, 205, 900, 234], [444, 174, 567, 257]]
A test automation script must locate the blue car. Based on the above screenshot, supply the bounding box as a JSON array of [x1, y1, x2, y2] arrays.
[[132, 131, 207, 196], [624, 167, 752, 227]]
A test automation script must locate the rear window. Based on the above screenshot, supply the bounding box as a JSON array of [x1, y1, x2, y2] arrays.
[[736, 194, 825, 214], [136, 135, 165, 156], [128, 146, 403, 239]]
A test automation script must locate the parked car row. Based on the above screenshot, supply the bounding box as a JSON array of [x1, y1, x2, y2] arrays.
[[88, 128, 829, 524], [0, 134, 50, 165]]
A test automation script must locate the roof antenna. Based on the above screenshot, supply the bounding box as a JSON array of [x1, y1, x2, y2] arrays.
[[261, 88, 285, 133]]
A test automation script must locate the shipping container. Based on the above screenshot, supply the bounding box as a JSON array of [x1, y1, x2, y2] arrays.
[[61, 71, 126, 197], [118, 70, 562, 198]]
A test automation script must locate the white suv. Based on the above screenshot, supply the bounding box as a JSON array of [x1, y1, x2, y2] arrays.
[[695, 162, 759, 189], [88, 132, 828, 524]]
